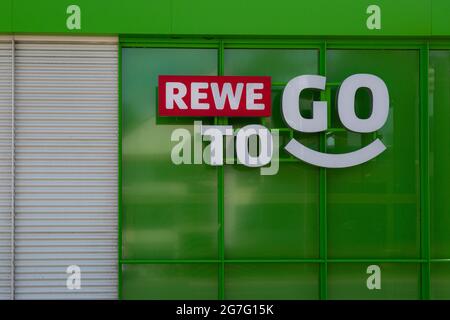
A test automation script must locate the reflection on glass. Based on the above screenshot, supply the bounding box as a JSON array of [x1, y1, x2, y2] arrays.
[[429, 51, 450, 258], [122, 264, 218, 299], [326, 50, 420, 258], [122, 48, 218, 259], [225, 264, 319, 299], [224, 49, 320, 259]]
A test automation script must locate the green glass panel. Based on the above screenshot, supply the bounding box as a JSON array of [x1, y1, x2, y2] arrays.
[[225, 263, 319, 300], [224, 49, 319, 129], [223, 49, 320, 259], [224, 162, 319, 259], [122, 264, 218, 299], [328, 263, 421, 300], [429, 51, 450, 258], [430, 263, 450, 299], [326, 50, 420, 258], [122, 48, 218, 259], [224, 49, 318, 82]]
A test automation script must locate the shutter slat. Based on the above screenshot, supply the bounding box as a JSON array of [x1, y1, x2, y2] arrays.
[[14, 40, 118, 300]]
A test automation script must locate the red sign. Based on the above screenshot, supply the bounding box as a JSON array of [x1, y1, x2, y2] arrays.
[[158, 75, 271, 117]]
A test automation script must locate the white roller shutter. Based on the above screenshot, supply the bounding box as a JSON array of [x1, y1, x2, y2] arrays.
[[0, 39, 12, 300], [13, 37, 118, 299]]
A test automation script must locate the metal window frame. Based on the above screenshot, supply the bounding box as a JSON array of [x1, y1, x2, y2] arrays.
[[118, 37, 450, 300], [10, 37, 15, 301]]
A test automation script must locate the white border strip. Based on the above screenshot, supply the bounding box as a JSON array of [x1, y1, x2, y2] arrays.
[[0, 36, 13, 41], [0, 35, 117, 43], [13, 35, 118, 43]]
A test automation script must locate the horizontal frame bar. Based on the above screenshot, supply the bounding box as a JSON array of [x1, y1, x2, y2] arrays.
[[120, 259, 438, 264], [120, 36, 450, 49]]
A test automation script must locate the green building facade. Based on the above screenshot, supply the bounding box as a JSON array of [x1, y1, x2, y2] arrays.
[[0, 0, 449, 299]]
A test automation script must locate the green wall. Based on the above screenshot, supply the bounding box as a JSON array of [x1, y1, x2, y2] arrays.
[[0, 0, 450, 36]]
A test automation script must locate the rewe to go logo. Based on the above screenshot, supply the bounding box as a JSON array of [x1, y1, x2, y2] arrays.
[[159, 74, 389, 175]]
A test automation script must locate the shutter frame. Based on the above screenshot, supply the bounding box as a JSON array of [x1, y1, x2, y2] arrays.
[[0, 41, 12, 300], [13, 37, 118, 299]]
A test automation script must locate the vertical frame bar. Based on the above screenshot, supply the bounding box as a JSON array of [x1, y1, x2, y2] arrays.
[[118, 42, 123, 300], [319, 42, 328, 300], [217, 40, 225, 300], [419, 43, 430, 300]]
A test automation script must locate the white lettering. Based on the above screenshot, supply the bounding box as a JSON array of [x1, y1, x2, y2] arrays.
[[191, 82, 209, 110], [236, 125, 273, 167], [211, 83, 244, 110], [338, 73, 389, 133], [246, 83, 264, 110], [201, 125, 233, 165], [166, 82, 187, 109], [282, 75, 328, 133]]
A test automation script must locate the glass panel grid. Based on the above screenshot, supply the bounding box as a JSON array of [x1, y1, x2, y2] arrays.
[[119, 40, 447, 300]]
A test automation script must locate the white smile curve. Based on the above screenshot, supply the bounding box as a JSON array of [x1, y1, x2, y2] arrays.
[[285, 138, 386, 168]]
